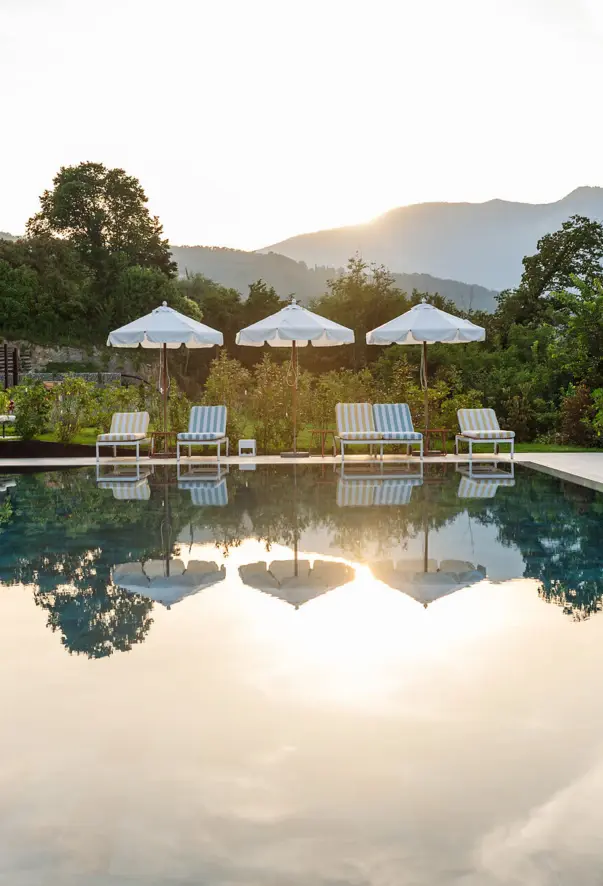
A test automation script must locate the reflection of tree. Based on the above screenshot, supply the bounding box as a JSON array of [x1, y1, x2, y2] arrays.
[[478, 472, 603, 621], [17, 550, 154, 658], [2, 469, 199, 656]]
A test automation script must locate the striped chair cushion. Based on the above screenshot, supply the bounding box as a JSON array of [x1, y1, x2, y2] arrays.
[[104, 481, 151, 501], [98, 433, 148, 442], [337, 479, 375, 507], [373, 480, 417, 506], [336, 403, 376, 437], [187, 406, 227, 436], [457, 408, 508, 435], [374, 404, 421, 437], [380, 431, 423, 441], [177, 432, 226, 441], [187, 480, 228, 506], [108, 412, 150, 435], [459, 430, 515, 440], [457, 477, 515, 498]]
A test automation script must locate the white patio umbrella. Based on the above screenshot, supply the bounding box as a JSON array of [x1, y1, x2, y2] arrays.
[[107, 301, 223, 436], [236, 300, 354, 456], [366, 300, 485, 437], [239, 558, 355, 609], [112, 559, 226, 609]]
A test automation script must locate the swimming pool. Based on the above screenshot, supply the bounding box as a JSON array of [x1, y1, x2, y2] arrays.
[[0, 463, 601, 883]]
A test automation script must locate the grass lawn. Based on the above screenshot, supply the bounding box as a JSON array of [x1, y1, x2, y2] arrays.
[[0, 425, 602, 455]]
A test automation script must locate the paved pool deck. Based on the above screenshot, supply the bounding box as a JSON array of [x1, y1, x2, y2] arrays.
[[1, 452, 603, 491]]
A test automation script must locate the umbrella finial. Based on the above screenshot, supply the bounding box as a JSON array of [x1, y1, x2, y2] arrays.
[[291, 298, 297, 306], [421, 297, 427, 304], [162, 300, 168, 307]]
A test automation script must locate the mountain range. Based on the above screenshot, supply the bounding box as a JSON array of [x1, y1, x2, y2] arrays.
[[262, 187, 603, 292], [170, 246, 497, 312]]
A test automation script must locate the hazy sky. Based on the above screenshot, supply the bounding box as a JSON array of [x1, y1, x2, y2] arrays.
[[1, 0, 602, 249]]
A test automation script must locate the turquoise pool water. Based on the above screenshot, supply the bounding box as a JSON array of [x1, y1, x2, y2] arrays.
[[0, 463, 602, 884]]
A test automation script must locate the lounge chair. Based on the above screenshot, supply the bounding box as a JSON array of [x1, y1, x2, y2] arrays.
[[335, 403, 382, 461], [177, 406, 229, 463], [455, 408, 515, 459], [96, 411, 150, 463], [373, 403, 423, 459]]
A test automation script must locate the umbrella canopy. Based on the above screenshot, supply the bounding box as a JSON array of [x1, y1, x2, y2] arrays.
[[366, 300, 485, 438], [107, 302, 223, 349], [107, 302, 222, 437], [236, 300, 354, 348], [236, 300, 354, 454], [366, 301, 485, 346], [370, 559, 486, 606], [239, 558, 355, 608], [112, 558, 226, 608]]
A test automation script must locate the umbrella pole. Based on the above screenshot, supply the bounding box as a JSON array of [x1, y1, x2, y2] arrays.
[[162, 343, 168, 436], [422, 341, 429, 434], [292, 340, 297, 454]]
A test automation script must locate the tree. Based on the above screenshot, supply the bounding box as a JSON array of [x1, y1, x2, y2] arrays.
[[243, 279, 285, 326], [497, 215, 603, 330], [311, 256, 411, 369], [27, 162, 176, 279]]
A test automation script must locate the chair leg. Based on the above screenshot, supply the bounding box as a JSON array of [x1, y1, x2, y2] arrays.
[[226, 439, 229, 457], [96, 442, 100, 463], [420, 439, 424, 461], [341, 442, 345, 463], [113, 445, 116, 458], [510, 439, 515, 460], [469, 440, 473, 460], [217, 441, 221, 464]]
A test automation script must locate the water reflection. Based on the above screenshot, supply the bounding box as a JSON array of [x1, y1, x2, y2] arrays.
[[0, 464, 601, 659]]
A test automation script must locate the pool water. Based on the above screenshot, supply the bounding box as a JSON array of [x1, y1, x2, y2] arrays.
[[1, 463, 602, 884]]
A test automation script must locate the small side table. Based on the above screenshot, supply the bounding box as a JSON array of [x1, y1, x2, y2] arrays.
[[310, 429, 336, 458], [238, 438, 257, 457], [150, 431, 178, 457], [419, 427, 449, 456]]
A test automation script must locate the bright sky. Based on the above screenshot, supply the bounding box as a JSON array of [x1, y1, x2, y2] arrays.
[[1, 0, 603, 249]]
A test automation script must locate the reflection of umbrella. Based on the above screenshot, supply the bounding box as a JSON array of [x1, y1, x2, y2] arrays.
[[107, 302, 222, 437], [239, 559, 355, 609], [112, 559, 226, 608], [236, 300, 354, 455], [371, 558, 486, 606], [366, 300, 485, 438]]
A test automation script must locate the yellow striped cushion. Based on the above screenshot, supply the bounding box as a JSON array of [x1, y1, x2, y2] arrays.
[[109, 412, 150, 435], [457, 408, 500, 433], [336, 403, 375, 436]]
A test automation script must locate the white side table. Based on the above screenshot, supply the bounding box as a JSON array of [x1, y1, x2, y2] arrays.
[[238, 438, 257, 457]]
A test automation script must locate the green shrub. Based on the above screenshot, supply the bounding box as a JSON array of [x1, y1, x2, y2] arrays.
[[90, 383, 143, 432], [559, 384, 597, 446], [203, 352, 250, 445], [12, 382, 51, 440], [50, 376, 96, 443]]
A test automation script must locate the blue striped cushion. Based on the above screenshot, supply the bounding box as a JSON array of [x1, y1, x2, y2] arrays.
[[374, 404, 418, 436], [380, 432, 423, 441], [189, 406, 227, 436], [178, 432, 226, 441]]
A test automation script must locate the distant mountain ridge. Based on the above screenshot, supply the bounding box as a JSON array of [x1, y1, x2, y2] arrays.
[[171, 245, 497, 312], [262, 187, 603, 291]]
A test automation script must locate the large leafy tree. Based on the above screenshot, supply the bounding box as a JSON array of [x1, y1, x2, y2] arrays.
[[496, 214, 603, 331], [27, 161, 176, 279]]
